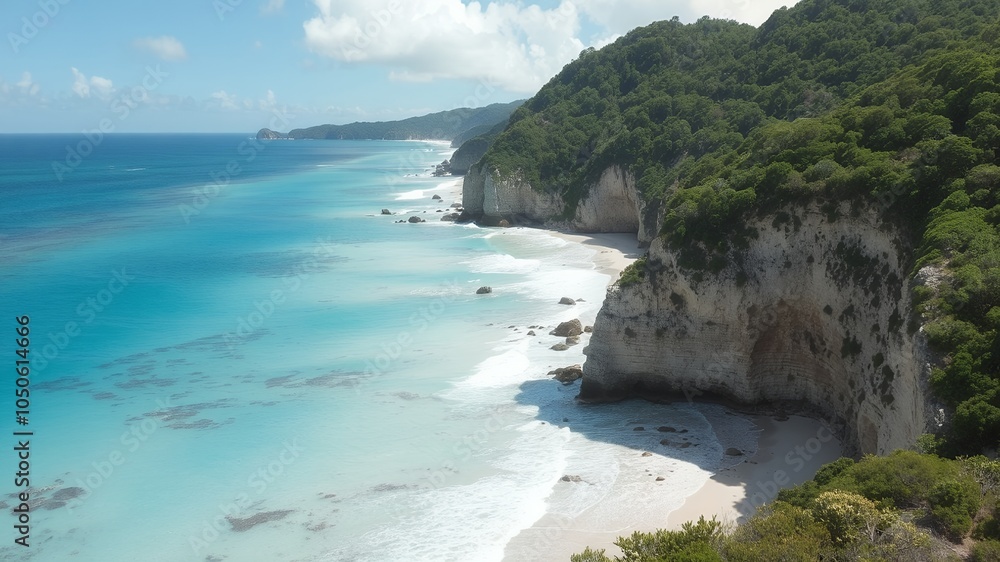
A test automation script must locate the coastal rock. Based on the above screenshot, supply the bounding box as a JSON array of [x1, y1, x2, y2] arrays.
[[633, 426, 645, 431], [657, 426, 676, 433], [407, 216, 425, 223], [655, 476, 665, 481], [725, 448, 744, 457], [566, 335, 580, 345], [256, 128, 287, 140], [549, 365, 583, 384], [440, 213, 460, 222], [560, 475, 582, 483], [551, 343, 570, 351], [432, 194, 442, 200], [527, 330, 536, 336], [559, 297, 577, 305], [641, 451, 652, 456], [581, 201, 936, 455], [584, 326, 594, 333], [432, 160, 452, 177], [381, 209, 392, 215], [476, 286, 492, 295], [550, 319, 583, 337], [227, 510, 294, 532]]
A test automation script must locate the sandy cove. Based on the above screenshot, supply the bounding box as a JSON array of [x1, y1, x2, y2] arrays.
[[496, 229, 842, 562]]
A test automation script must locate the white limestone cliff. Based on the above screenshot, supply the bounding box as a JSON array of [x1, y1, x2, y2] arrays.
[[463, 167, 939, 455], [580, 202, 938, 455]]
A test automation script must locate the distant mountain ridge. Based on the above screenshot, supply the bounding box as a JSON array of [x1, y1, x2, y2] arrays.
[[256, 100, 524, 141]]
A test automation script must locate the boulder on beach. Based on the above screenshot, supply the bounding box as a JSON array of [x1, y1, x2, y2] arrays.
[[407, 216, 425, 223], [550, 343, 569, 351], [498, 219, 510, 228], [560, 475, 582, 483], [380, 209, 392, 215], [725, 448, 744, 456], [440, 213, 460, 222], [550, 319, 583, 337], [527, 330, 536, 336], [450, 203, 463, 208], [559, 297, 576, 305], [476, 286, 492, 295], [432, 194, 442, 200], [549, 365, 583, 384], [584, 325, 594, 333]]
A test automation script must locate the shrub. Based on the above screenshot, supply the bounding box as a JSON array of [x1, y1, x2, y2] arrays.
[[720, 502, 827, 562], [825, 450, 957, 507], [928, 477, 982, 540], [618, 256, 648, 287], [971, 540, 1000, 562], [613, 517, 723, 562]]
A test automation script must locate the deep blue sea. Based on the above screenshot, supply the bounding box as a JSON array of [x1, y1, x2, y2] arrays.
[[1, 134, 758, 561]]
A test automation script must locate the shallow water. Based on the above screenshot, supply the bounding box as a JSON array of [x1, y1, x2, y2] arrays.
[[1, 135, 758, 561]]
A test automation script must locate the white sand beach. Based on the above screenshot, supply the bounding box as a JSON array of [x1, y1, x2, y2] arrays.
[[495, 229, 843, 562]]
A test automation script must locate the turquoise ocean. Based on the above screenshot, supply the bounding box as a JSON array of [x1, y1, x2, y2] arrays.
[[1, 135, 758, 561]]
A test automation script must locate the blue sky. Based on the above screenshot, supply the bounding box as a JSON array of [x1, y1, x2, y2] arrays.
[[0, 0, 796, 133]]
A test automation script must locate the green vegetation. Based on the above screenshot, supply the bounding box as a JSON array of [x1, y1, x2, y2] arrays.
[[285, 100, 523, 140], [575, 453, 1000, 560], [477, 0, 1000, 453], [456, 0, 1000, 558], [617, 256, 648, 286]]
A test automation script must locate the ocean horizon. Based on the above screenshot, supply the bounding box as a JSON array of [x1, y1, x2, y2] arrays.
[[3, 134, 760, 561]]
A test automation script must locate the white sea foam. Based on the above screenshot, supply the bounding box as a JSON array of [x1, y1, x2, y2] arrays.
[[394, 189, 427, 200]]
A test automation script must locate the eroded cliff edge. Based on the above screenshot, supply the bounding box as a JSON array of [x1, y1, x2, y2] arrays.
[[463, 165, 662, 244], [581, 202, 939, 456], [463, 167, 940, 456]]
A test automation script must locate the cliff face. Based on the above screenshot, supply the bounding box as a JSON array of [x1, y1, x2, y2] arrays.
[[580, 202, 938, 455], [462, 165, 658, 237]]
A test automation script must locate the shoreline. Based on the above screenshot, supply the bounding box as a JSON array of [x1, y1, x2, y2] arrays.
[[485, 224, 843, 561]]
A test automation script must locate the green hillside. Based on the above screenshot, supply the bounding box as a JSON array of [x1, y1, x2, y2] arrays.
[[283, 100, 523, 140], [465, 1, 1000, 556], [478, 0, 1000, 456]]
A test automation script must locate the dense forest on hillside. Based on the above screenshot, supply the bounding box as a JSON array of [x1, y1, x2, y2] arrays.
[[465, 0, 1000, 557], [477, 0, 1000, 456], [283, 100, 523, 140]]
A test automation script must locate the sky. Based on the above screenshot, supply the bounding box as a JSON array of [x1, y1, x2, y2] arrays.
[[0, 0, 798, 133]]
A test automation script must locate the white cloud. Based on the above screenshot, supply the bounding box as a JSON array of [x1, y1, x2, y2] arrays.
[[303, 0, 585, 93], [134, 36, 188, 61], [70, 68, 114, 99], [210, 90, 240, 110], [302, 1, 800, 93], [258, 89, 277, 111], [16, 72, 40, 96], [261, 0, 285, 14]]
